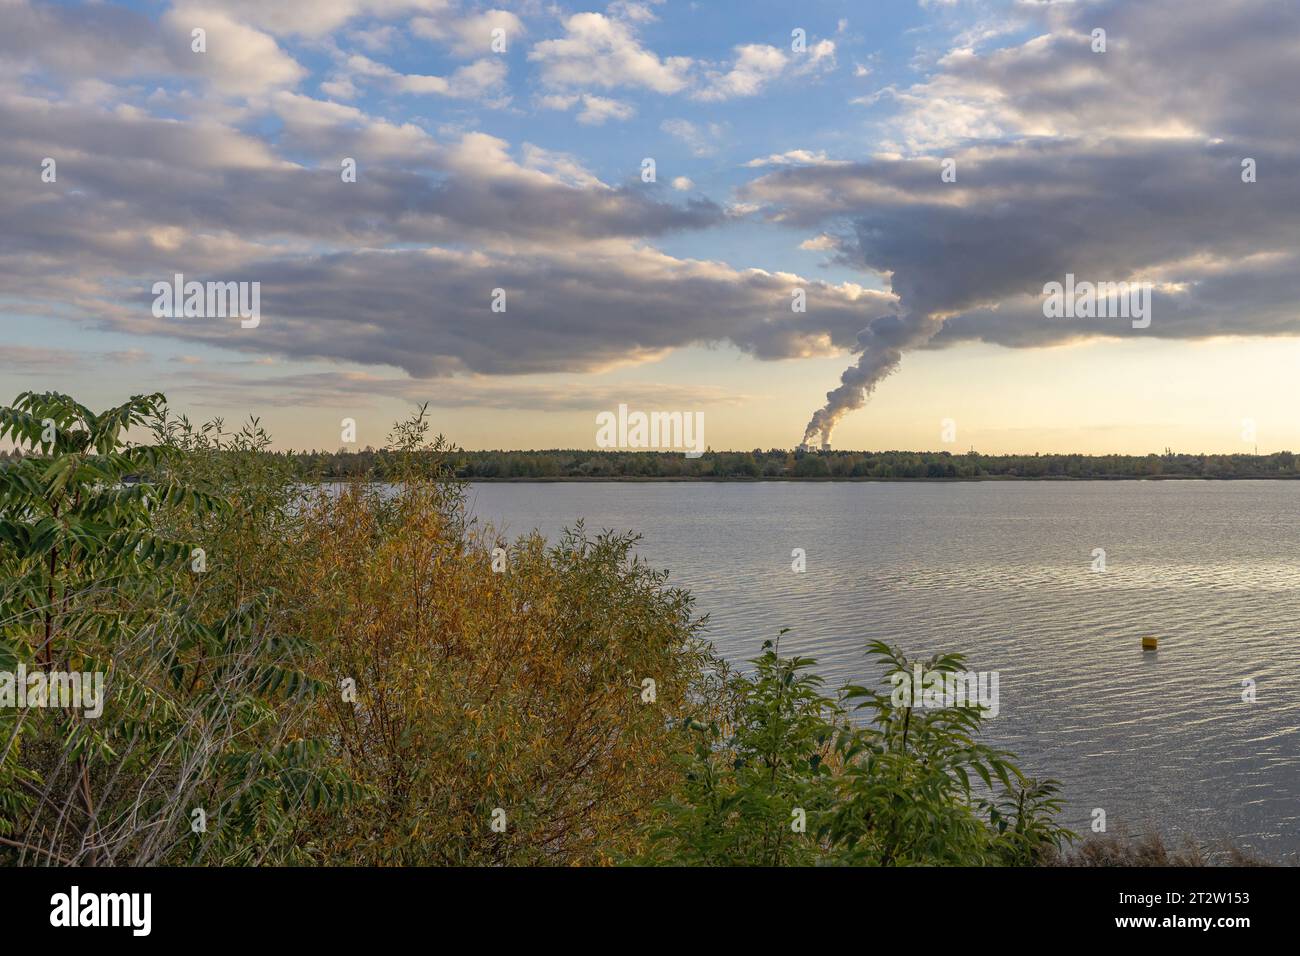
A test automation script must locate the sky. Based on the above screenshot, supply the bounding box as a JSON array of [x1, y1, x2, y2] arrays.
[[1, 0, 1298, 454]]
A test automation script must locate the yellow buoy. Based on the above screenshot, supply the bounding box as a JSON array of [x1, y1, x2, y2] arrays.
[[1142, 636, 1159, 651]]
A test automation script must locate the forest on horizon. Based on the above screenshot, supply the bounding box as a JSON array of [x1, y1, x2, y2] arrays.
[[252, 447, 1300, 481]]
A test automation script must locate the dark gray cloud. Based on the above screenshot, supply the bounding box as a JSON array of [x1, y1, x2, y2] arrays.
[[0, 0, 167, 78], [739, 0, 1300, 441], [90, 245, 890, 378], [941, 0, 1300, 147], [749, 139, 1299, 328]]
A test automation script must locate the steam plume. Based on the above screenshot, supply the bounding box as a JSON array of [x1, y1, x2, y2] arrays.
[[800, 312, 943, 447]]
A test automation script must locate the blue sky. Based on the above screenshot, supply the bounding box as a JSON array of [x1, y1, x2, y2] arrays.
[[2, 0, 1298, 453]]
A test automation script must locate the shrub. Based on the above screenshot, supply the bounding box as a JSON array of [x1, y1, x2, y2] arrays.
[[279, 407, 730, 864], [641, 635, 1074, 866], [0, 392, 346, 865]]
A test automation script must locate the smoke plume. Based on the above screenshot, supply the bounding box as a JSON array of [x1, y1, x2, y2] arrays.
[[800, 311, 943, 447]]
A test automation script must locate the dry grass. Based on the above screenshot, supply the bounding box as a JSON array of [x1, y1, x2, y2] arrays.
[[1041, 829, 1274, 867]]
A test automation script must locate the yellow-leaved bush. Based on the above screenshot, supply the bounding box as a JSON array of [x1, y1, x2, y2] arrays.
[[284, 473, 731, 865]]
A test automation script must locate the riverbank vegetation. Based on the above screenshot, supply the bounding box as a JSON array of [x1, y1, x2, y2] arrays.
[[6, 441, 1298, 483], [145, 447, 1300, 481], [0, 392, 1267, 866]]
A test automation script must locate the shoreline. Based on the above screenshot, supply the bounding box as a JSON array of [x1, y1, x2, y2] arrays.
[[311, 474, 1300, 483]]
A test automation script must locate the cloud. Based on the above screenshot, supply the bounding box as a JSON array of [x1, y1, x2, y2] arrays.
[[529, 12, 691, 93], [349, 24, 401, 53], [324, 52, 507, 101], [746, 139, 1300, 346], [0, 344, 149, 373], [0, 90, 726, 260], [660, 118, 724, 156], [0, 81, 883, 380], [6, 70, 890, 385], [743, 0, 1300, 344], [799, 234, 838, 251], [113, 243, 891, 377], [694, 44, 788, 101], [575, 94, 634, 124], [868, 0, 1300, 152], [606, 2, 661, 24], [528, 17, 834, 102], [518, 143, 602, 188], [270, 90, 442, 160], [795, 38, 837, 73], [743, 149, 845, 168], [540, 92, 635, 125], [168, 366, 750, 415], [692, 37, 834, 102], [188, 0, 452, 39], [738, 0, 1300, 440], [0, 0, 307, 98], [6, 0, 1297, 439], [411, 8, 525, 57], [0, 0, 164, 78], [163, 5, 307, 96]]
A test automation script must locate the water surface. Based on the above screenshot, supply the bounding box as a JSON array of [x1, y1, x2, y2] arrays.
[[466, 480, 1300, 859]]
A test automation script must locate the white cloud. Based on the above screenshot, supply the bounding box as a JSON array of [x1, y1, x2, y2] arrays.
[[411, 8, 525, 57], [660, 118, 724, 156], [796, 39, 837, 73], [538, 93, 579, 110], [743, 149, 844, 168], [538, 92, 635, 124], [576, 94, 634, 124], [325, 53, 507, 101], [690, 38, 834, 102], [694, 43, 787, 101], [271, 91, 442, 161], [193, 0, 452, 39], [670, 176, 693, 191], [799, 234, 837, 250], [607, 2, 661, 23], [165, 5, 306, 96], [519, 143, 601, 188], [529, 12, 692, 93], [350, 24, 400, 53]]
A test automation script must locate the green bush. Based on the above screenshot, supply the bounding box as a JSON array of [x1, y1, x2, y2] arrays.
[[640, 634, 1074, 866], [0, 392, 353, 864]]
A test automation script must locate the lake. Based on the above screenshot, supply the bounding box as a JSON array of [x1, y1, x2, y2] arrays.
[[465, 480, 1300, 860]]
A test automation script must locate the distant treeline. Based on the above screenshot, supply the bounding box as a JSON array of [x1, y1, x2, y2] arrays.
[[8, 445, 1294, 480], [277, 447, 1300, 481]]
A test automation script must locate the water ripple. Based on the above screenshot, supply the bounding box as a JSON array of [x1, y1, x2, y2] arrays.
[[467, 480, 1300, 860]]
